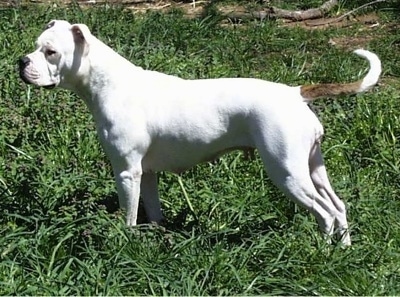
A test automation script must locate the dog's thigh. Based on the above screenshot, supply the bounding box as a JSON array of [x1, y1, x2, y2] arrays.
[[259, 150, 335, 230], [254, 132, 340, 241], [140, 172, 163, 223]]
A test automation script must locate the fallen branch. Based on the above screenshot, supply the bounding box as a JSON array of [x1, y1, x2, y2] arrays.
[[269, 0, 338, 21], [223, 0, 339, 22], [224, 0, 388, 23], [305, 0, 387, 26]]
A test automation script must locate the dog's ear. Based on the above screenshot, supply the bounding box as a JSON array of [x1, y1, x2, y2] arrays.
[[71, 24, 91, 56], [71, 24, 91, 45]]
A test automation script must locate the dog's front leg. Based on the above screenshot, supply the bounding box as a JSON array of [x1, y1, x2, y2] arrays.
[[115, 166, 142, 226], [140, 172, 163, 224]]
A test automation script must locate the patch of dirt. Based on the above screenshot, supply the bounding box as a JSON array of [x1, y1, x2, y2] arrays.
[[328, 35, 376, 50], [129, 0, 206, 16]]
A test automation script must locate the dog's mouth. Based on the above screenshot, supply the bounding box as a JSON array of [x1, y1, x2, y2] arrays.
[[19, 57, 57, 90], [19, 72, 57, 89], [19, 75, 56, 90], [43, 84, 56, 89], [19, 71, 32, 85]]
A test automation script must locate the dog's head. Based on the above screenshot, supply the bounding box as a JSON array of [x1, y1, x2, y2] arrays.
[[19, 20, 92, 90]]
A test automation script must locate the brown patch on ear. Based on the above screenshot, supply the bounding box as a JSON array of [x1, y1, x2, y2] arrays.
[[300, 80, 362, 101], [71, 25, 85, 44], [71, 24, 90, 56]]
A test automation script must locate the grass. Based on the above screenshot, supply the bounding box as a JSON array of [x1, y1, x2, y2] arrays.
[[0, 1, 400, 295]]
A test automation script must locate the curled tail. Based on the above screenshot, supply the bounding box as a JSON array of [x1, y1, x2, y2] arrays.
[[300, 49, 381, 102]]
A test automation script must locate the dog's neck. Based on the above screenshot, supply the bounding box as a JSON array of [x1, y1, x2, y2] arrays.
[[66, 38, 144, 110]]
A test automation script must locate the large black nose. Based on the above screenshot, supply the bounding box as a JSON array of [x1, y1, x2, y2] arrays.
[[19, 56, 32, 84], [19, 56, 31, 70]]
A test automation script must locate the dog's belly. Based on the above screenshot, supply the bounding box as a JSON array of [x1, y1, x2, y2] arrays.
[[142, 134, 253, 173]]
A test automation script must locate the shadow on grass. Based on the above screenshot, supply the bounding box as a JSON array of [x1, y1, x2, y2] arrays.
[[0, 165, 297, 251]]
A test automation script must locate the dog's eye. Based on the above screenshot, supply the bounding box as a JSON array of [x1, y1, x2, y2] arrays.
[[45, 49, 57, 56]]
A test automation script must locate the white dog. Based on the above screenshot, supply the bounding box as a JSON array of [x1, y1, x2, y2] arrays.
[[19, 20, 382, 245]]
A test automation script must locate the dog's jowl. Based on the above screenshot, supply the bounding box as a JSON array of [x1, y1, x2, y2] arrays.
[[19, 20, 382, 245]]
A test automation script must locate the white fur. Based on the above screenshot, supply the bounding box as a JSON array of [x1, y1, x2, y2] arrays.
[[19, 20, 381, 245], [354, 49, 382, 93]]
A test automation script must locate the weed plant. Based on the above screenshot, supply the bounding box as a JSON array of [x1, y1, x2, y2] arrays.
[[0, 3, 399, 295]]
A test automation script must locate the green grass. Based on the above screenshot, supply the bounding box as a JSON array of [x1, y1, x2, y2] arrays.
[[0, 2, 400, 295]]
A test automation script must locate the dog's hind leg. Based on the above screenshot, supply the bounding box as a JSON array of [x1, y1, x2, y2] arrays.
[[140, 172, 164, 224], [257, 143, 341, 243], [309, 142, 351, 245]]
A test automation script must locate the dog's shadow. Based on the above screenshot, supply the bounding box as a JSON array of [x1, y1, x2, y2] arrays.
[[1, 180, 296, 247]]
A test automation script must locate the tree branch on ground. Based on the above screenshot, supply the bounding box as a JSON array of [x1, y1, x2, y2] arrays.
[[305, 0, 387, 26], [224, 0, 388, 23], [269, 0, 338, 21]]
